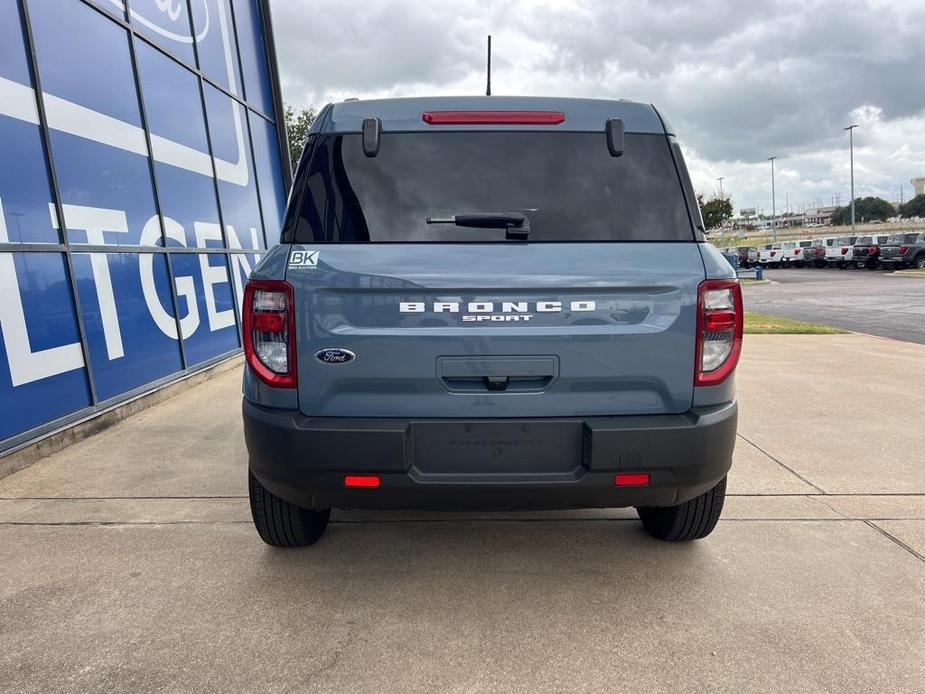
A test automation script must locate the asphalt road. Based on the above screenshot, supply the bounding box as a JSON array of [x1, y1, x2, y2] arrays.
[[744, 268, 925, 344]]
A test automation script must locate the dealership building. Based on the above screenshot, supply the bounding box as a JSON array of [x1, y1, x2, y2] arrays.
[[0, 0, 289, 452]]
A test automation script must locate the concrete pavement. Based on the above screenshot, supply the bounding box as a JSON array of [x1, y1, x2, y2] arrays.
[[1, 334, 923, 692]]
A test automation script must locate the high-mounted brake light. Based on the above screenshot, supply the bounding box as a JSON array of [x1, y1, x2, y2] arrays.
[[242, 280, 296, 388], [422, 111, 566, 125], [695, 279, 743, 387]]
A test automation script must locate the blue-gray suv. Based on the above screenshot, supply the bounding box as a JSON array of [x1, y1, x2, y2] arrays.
[[242, 96, 742, 546]]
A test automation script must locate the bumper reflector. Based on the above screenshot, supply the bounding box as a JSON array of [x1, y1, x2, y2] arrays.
[[614, 473, 650, 487], [344, 475, 381, 488]]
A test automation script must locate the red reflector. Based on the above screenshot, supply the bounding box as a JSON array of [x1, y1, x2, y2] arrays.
[[704, 311, 735, 332], [252, 312, 285, 332], [422, 110, 566, 125], [614, 473, 650, 487], [344, 475, 380, 488]]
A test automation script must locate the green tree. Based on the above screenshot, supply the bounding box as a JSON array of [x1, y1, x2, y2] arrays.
[[899, 194, 925, 218], [830, 197, 895, 225], [284, 104, 316, 172], [698, 195, 733, 229]]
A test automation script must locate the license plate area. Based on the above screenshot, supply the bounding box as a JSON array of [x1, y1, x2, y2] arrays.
[[410, 420, 586, 476]]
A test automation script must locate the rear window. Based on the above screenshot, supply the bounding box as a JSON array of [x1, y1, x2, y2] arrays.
[[287, 132, 694, 243], [887, 233, 919, 244], [856, 236, 872, 245]]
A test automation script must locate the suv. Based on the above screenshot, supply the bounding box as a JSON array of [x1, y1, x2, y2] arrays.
[[852, 234, 890, 269], [825, 235, 858, 268], [880, 231, 925, 269], [804, 237, 835, 268], [242, 97, 740, 547]]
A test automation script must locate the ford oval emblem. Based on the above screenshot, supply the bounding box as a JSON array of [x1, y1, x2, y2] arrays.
[[314, 348, 356, 365]]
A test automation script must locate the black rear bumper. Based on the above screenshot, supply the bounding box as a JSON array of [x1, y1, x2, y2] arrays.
[[243, 399, 737, 510]]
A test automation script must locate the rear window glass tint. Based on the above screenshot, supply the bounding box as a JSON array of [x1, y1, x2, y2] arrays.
[[288, 132, 693, 243]]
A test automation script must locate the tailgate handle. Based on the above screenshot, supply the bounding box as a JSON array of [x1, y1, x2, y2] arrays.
[[437, 356, 558, 394], [484, 376, 509, 392]]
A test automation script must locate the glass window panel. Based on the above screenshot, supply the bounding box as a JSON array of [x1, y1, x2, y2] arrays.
[[70, 252, 183, 401], [0, 1, 59, 244], [0, 1, 31, 85], [171, 253, 239, 366], [0, 252, 92, 442], [30, 2, 159, 247], [232, 0, 272, 116], [191, 0, 241, 96], [87, 0, 127, 20], [203, 83, 264, 249], [129, 0, 197, 65], [29, 0, 141, 125], [248, 111, 286, 246], [136, 41, 223, 248]]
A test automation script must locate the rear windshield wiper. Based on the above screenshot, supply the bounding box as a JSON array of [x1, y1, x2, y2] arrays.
[[426, 212, 530, 240]]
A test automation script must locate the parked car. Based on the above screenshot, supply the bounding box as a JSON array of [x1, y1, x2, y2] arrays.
[[242, 96, 740, 546], [737, 246, 758, 268], [780, 239, 813, 267], [880, 231, 925, 269], [804, 237, 836, 268], [825, 235, 858, 268], [851, 234, 890, 269], [758, 242, 782, 268]]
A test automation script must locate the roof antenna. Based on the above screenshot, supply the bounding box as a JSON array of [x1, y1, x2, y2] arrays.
[[486, 35, 492, 96]]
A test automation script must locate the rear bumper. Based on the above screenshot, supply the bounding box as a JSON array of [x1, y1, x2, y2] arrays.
[[244, 399, 738, 510]]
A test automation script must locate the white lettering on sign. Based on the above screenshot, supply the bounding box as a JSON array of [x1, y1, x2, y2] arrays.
[[0, 199, 85, 386], [0, 196, 261, 387]]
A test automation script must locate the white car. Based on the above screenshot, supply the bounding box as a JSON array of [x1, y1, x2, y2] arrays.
[[825, 235, 858, 268], [758, 242, 783, 268], [779, 240, 813, 267]]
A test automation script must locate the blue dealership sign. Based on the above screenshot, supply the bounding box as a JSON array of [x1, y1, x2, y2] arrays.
[[0, 0, 286, 447]]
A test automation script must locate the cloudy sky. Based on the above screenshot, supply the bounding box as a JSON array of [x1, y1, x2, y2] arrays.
[[268, 0, 925, 214]]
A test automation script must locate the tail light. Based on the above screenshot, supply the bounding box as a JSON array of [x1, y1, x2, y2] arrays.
[[770, 251, 777, 257], [794, 248, 802, 255], [242, 280, 296, 388], [695, 279, 743, 387], [841, 247, 849, 255], [899, 246, 909, 254], [869, 246, 878, 254]]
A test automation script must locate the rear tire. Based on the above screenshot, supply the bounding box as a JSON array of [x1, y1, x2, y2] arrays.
[[915, 256, 925, 270], [636, 477, 726, 541], [248, 470, 330, 547]]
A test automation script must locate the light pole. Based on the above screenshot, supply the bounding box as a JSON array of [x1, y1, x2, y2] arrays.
[[844, 124, 857, 233], [768, 156, 777, 241], [717, 176, 725, 199]]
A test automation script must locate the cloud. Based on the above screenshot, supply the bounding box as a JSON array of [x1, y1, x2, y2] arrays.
[[269, 0, 925, 211]]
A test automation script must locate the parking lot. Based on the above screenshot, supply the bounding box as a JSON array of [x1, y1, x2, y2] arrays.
[[744, 268, 925, 344], [1, 333, 923, 692]]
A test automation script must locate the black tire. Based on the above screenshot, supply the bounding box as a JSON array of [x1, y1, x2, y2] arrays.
[[636, 477, 726, 541], [248, 470, 330, 547], [915, 255, 925, 270]]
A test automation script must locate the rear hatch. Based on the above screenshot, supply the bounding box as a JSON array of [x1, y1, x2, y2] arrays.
[[283, 113, 705, 419]]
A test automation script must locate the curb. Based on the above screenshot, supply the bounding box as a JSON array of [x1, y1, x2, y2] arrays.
[[0, 355, 243, 481], [888, 270, 925, 279]]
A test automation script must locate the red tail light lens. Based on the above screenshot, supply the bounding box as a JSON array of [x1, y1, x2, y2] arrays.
[[770, 251, 777, 257], [695, 279, 743, 387], [899, 246, 909, 254], [422, 111, 566, 125], [841, 247, 849, 255], [242, 280, 296, 388], [344, 475, 381, 488], [614, 473, 650, 487], [794, 248, 802, 255]]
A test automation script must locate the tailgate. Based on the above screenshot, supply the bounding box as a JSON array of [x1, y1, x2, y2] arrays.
[[286, 243, 705, 418]]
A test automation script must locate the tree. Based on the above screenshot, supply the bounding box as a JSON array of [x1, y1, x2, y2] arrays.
[[899, 194, 925, 219], [698, 195, 733, 229], [829, 197, 895, 225], [284, 104, 316, 172]]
